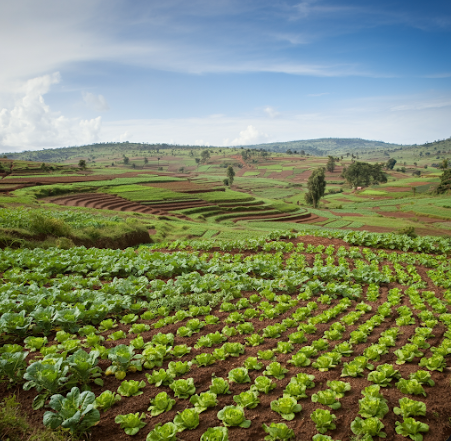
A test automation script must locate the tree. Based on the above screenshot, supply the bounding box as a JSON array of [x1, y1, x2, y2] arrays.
[[326, 156, 336, 173], [440, 159, 449, 170], [241, 150, 250, 161], [386, 158, 397, 169], [342, 162, 387, 188], [123, 156, 129, 165], [226, 166, 235, 186], [78, 159, 87, 170], [195, 158, 200, 167], [304, 167, 326, 208], [144, 157, 148, 164], [435, 169, 451, 194], [201, 150, 210, 163]]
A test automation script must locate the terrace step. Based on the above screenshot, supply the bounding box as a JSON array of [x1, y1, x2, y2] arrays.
[[49, 193, 190, 220]]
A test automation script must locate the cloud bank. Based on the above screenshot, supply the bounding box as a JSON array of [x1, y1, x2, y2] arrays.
[[0, 73, 101, 151]]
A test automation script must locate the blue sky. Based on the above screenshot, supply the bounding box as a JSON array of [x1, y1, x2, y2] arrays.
[[1, 0, 450, 151]]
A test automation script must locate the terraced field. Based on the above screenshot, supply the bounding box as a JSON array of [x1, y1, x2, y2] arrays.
[[49, 194, 191, 221]]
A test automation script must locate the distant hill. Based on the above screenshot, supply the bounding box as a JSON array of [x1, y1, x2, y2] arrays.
[[4, 138, 409, 162], [241, 138, 405, 156]]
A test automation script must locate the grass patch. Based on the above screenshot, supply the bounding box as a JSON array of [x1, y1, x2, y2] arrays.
[[197, 190, 255, 203], [0, 394, 72, 441], [360, 190, 388, 195]]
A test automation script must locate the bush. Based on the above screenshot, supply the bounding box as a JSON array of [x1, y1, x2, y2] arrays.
[[397, 226, 417, 238]]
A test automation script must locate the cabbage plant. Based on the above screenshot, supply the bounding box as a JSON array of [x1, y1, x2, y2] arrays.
[[43, 387, 100, 436]]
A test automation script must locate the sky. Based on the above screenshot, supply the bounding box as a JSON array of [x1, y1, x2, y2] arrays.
[[1, 0, 451, 152]]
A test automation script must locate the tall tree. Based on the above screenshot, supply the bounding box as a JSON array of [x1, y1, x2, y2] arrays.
[[78, 159, 87, 169], [305, 167, 326, 208], [435, 169, 451, 194], [342, 162, 387, 188], [201, 150, 210, 163], [226, 166, 235, 186], [326, 156, 335, 172]]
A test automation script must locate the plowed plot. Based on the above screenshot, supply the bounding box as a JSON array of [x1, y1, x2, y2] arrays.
[[49, 193, 190, 219], [1, 235, 451, 441]]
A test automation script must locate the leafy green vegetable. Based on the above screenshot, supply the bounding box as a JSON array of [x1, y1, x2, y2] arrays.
[[311, 389, 341, 410], [326, 381, 351, 398], [200, 426, 229, 441], [117, 379, 146, 397], [243, 356, 263, 370], [358, 396, 389, 419], [310, 408, 337, 434], [228, 367, 251, 384], [148, 392, 176, 416], [171, 344, 191, 358], [24, 336, 48, 352], [258, 349, 276, 360], [409, 370, 434, 386], [418, 354, 447, 372], [24, 357, 70, 410], [43, 387, 100, 436], [262, 422, 295, 440], [274, 341, 294, 354], [170, 377, 196, 398], [223, 342, 245, 357], [115, 412, 146, 436], [145, 369, 175, 387], [233, 390, 260, 409], [67, 349, 103, 389], [209, 376, 231, 395], [145, 422, 178, 441], [193, 353, 216, 367], [283, 378, 308, 399], [0, 351, 28, 387], [270, 395, 302, 421], [217, 405, 251, 428], [173, 408, 200, 432], [263, 362, 289, 380], [245, 333, 265, 346], [350, 417, 386, 440], [288, 352, 310, 367], [393, 397, 427, 418], [252, 376, 277, 394], [167, 361, 191, 377], [396, 379, 427, 397], [95, 390, 121, 411], [190, 392, 218, 413], [395, 417, 429, 441], [107, 344, 142, 379]]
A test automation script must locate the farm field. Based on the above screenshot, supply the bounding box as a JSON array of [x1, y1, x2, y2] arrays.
[[1, 230, 451, 440], [1, 140, 451, 238]]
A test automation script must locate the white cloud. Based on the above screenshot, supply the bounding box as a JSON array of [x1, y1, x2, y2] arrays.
[[308, 92, 329, 97], [263, 106, 280, 118], [83, 92, 109, 112], [224, 125, 269, 146], [0, 73, 101, 151]]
